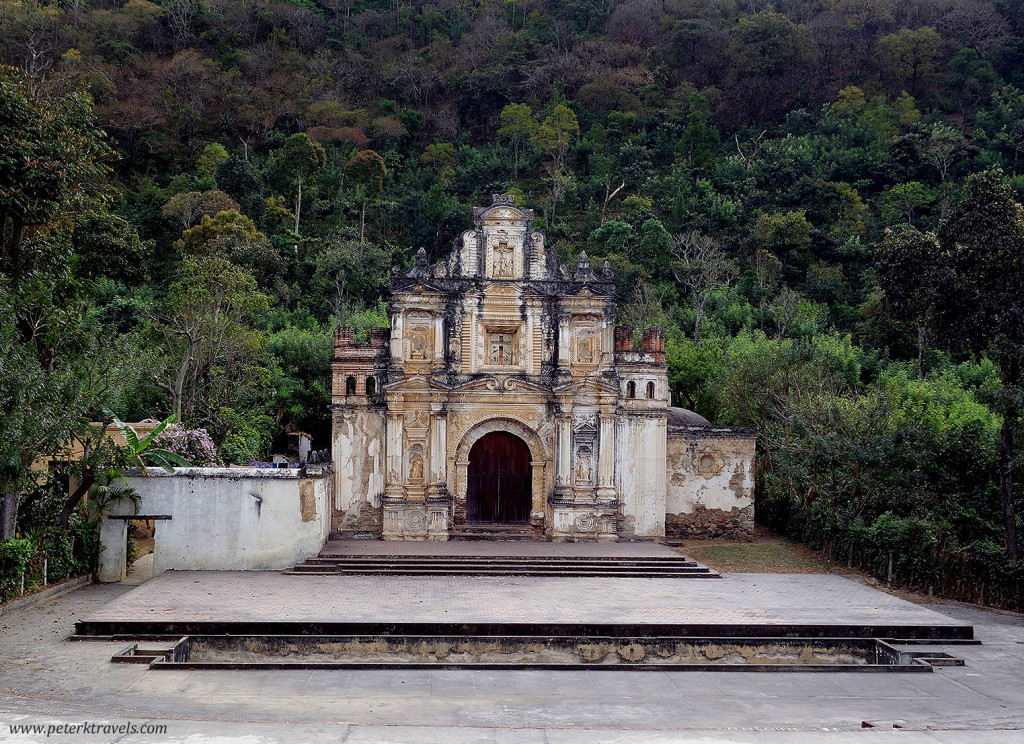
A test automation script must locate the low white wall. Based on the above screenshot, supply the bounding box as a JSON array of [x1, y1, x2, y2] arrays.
[[98, 467, 330, 581]]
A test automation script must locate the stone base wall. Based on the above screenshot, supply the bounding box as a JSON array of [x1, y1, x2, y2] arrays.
[[666, 504, 754, 539], [331, 500, 383, 538]]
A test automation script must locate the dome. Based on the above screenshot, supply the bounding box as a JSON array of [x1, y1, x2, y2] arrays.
[[666, 407, 710, 428]]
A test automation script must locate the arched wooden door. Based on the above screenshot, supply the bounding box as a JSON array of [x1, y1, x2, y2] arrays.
[[467, 431, 532, 524]]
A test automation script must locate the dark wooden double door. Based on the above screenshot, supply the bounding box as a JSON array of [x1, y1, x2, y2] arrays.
[[466, 432, 532, 524]]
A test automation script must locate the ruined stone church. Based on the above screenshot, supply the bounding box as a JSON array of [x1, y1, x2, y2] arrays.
[[331, 195, 755, 541]]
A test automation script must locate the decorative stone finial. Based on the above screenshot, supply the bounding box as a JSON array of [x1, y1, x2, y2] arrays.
[[574, 250, 596, 282], [602, 260, 614, 280], [492, 193, 515, 207], [405, 247, 432, 279]]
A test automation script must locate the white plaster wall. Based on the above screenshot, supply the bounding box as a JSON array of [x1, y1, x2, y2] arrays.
[[615, 416, 667, 537], [666, 434, 755, 514], [98, 468, 330, 580], [332, 409, 386, 516]]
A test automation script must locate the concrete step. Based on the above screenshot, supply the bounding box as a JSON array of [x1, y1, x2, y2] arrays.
[[284, 568, 721, 577], [288, 557, 719, 577], [291, 563, 712, 574], [305, 557, 701, 567]]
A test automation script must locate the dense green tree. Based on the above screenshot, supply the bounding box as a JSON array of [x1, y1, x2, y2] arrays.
[[266, 133, 327, 235], [877, 171, 1024, 558]]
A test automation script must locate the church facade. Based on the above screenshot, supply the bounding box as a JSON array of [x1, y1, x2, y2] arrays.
[[330, 195, 755, 541]]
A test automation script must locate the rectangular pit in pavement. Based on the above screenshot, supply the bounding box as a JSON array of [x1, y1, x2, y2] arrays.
[[132, 634, 943, 672]]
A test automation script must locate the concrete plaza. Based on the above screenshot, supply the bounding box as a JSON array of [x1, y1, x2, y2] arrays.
[[1, 570, 1022, 743], [78, 570, 968, 634]]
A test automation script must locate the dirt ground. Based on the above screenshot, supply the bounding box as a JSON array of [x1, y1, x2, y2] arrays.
[[676, 526, 857, 575]]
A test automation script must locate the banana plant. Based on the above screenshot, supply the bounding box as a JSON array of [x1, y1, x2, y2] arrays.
[[105, 411, 192, 475]]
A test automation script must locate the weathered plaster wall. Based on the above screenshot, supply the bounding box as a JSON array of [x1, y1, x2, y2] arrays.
[[666, 429, 756, 538], [331, 408, 385, 536], [615, 415, 667, 538], [98, 468, 330, 581]]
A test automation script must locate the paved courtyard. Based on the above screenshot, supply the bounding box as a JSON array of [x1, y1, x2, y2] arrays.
[[1, 573, 1021, 743], [79, 570, 969, 633]]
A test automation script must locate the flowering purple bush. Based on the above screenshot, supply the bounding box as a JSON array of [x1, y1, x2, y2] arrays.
[[151, 425, 220, 466]]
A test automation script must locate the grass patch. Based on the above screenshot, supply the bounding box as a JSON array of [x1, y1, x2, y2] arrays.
[[681, 536, 851, 574]]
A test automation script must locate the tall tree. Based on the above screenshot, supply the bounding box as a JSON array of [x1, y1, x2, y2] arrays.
[[497, 103, 537, 177], [266, 133, 327, 236], [671, 231, 737, 344], [344, 149, 386, 244], [531, 104, 578, 224]]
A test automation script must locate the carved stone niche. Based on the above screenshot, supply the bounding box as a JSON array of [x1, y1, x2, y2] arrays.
[[571, 413, 598, 492], [571, 315, 601, 367], [404, 310, 434, 362], [485, 228, 522, 280], [481, 320, 522, 368]]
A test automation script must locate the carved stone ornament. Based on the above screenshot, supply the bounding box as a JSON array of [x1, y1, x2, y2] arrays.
[[573, 414, 598, 434], [574, 513, 596, 532], [405, 410, 429, 429], [405, 509, 426, 531], [574, 328, 599, 364]]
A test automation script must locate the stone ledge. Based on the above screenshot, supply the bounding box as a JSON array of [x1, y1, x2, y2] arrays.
[[127, 467, 327, 480], [668, 425, 757, 439], [0, 574, 92, 618]]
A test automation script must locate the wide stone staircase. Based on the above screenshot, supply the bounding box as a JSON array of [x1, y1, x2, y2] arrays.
[[287, 547, 720, 578]]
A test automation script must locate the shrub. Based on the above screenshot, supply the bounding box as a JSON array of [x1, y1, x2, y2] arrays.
[[0, 538, 32, 602], [151, 424, 218, 466]]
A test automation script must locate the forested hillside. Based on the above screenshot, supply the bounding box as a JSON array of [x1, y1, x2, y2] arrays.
[[3, 0, 1024, 605]]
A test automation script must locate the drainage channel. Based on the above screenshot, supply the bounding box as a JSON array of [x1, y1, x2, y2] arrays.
[[110, 635, 957, 672]]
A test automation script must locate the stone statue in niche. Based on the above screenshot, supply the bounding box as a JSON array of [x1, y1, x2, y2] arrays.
[[574, 447, 593, 485], [406, 326, 431, 360], [576, 329, 598, 364], [409, 454, 424, 481], [494, 241, 515, 278]]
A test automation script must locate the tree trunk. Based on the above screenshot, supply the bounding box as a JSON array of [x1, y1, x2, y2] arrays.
[[359, 201, 366, 244], [0, 489, 19, 540], [294, 173, 302, 235], [172, 335, 194, 422], [998, 413, 1019, 560], [916, 325, 927, 380], [693, 297, 705, 345], [58, 466, 95, 528]]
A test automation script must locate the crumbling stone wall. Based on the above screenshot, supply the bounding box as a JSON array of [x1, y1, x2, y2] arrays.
[[666, 426, 756, 539]]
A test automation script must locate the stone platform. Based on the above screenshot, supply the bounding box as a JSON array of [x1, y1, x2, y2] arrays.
[[74, 570, 972, 640]]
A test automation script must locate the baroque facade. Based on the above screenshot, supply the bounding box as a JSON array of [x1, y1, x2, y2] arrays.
[[331, 195, 755, 541]]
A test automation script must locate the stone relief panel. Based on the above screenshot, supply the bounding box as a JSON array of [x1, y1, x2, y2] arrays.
[[493, 238, 516, 278], [570, 315, 602, 367], [404, 310, 434, 362]]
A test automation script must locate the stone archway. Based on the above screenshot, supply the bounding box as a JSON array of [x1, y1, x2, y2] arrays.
[[453, 418, 549, 531], [467, 432, 531, 524]]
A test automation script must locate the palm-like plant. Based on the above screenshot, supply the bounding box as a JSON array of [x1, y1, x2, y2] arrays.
[[84, 475, 143, 579], [105, 412, 192, 474]]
